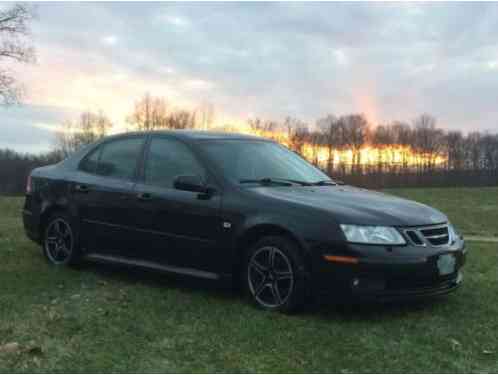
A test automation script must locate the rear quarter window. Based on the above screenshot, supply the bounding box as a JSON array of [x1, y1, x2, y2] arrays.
[[78, 137, 145, 181]]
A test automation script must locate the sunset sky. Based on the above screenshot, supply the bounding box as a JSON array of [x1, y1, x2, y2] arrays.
[[2, 2, 498, 153]]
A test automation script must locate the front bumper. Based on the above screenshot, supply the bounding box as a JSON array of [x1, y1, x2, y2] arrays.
[[347, 270, 463, 302], [312, 240, 466, 302]]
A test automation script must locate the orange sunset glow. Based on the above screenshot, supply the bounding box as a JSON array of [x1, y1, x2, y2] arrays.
[[233, 127, 448, 169]]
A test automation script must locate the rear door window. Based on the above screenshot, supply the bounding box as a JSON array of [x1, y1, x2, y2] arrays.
[[79, 146, 101, 174]]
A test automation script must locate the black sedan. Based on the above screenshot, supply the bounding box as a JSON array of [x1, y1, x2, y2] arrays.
[[22, 131, 466, 312]]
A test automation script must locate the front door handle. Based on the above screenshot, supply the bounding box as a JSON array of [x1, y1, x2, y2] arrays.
[[75, 184, 89, 193], [137, 192, 153, 201]]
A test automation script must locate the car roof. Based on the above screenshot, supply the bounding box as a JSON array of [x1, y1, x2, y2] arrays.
[[59, 130, 272, 171], [116, 130, 268, 142]]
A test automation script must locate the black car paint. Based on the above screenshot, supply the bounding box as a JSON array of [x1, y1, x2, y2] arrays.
[[23, 131, 466, 301]]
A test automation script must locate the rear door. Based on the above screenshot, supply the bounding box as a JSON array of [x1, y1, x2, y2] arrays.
[[132, 136, 223, 271], [72, 135, 146, 256]]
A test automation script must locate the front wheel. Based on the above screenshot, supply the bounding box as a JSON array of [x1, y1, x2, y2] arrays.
[[43, 213, 81, 266], [244, 236, 308, 313]]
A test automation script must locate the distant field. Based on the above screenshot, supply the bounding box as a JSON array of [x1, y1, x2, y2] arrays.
[[386, 187, 498, 238], [1, 190, 498, 373]]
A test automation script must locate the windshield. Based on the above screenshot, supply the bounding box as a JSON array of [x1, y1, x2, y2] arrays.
[[200, 140, 331, 185]]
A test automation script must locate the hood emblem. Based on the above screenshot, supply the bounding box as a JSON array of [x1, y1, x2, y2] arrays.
[[430, 214, 441, 223]]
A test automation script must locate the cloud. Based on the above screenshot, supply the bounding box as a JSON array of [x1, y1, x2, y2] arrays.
[[157, 14, 190, 28], [487, 61, 498, 70], [32, 122, 60, 132], [4, 2, 498, 153], [101, 35, 118, 45], [0, 105, 75, 153], [333, 49, 349, 66]]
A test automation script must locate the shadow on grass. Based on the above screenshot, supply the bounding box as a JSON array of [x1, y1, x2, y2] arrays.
[[76, 259, 238, 300], [310, 297, 442, 321], [73, 258, 446, 322]]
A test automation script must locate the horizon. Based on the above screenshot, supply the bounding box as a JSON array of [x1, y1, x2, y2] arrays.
[[2, 2, 498, 153]]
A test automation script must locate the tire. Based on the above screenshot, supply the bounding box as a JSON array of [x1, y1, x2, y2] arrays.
[[42, 212, 81, 266], [244, 236, 308, 313]]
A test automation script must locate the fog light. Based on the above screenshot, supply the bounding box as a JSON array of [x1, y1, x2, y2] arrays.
[[352, 278, 360, 287]]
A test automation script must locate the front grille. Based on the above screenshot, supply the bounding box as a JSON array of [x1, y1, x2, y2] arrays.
[[405, 230, 425, 245], [420, 226, 450, 246], [403, 224, 451, 247]]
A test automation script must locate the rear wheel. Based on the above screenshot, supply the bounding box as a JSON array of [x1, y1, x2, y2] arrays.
[[43, 213, 81, 266], [244, 236, 308, 312]]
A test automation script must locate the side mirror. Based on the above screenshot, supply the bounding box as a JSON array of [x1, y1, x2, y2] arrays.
[[174, 175, 208, 194]]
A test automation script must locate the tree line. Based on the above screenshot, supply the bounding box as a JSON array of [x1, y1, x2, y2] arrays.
[[247, 114, 497, 172], [244, 113, 498, 188], [1, 93, 497, 194], [0, 149, 61, 195]]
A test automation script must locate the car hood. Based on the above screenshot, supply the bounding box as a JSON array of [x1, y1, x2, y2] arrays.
[[252, 185, 448, 227]]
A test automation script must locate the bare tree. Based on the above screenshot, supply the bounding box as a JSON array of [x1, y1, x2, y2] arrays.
[[0, 4, 35, 105], [127, 93, 198, 131], [166, 109, 196, 130], [390, 121, 413, 146], [413, 114, 444, 171], [372, 124, 394, 146], [290, 126, 310, 156], [339, 114, 369, 171], [463, 132, 481, 171], [480, 133, 498, 171], [196, 102, 214, 130], [316, 115, 342, 173], [390, 121, 413, 170], [446, 131, 465, 171], [372, 124, 394, 172], [55, 111, 113, 157], [248, 118, 279, 133], [126, 93, 169, 131], [283, 117, 309, 153]]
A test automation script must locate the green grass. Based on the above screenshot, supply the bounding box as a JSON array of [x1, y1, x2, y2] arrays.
[[1, 191, 498, 373], [385, 187, 498, 237]]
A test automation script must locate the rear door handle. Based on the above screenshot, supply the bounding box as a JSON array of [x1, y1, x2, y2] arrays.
[[137, 192, 153, 201], [75, 184, 89, 193]]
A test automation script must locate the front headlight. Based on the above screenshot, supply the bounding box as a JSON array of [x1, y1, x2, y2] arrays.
[[448, 223, 461, 243], [340, 224, 406, 245]]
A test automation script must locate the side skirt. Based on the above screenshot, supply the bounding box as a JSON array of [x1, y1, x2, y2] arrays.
[[83, 253, 221, 281]]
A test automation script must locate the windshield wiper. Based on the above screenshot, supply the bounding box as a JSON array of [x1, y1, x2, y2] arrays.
[[239, 178, 293, 186], [240, 177, 341, 187], [312, 179, 338, 186], [276, 178, 314, 186]]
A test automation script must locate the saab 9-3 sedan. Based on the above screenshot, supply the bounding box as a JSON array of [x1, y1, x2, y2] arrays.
[[23, 131, 466, 312]]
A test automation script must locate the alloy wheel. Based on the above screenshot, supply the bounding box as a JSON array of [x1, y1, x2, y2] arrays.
[[45, 218, 74, 264], [247, 246, 294, 308]]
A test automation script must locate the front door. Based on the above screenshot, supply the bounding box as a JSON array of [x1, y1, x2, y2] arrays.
[[132, 136, 222, 272]]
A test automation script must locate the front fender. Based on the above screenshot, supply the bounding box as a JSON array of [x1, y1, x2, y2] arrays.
[[234, 214, 311, 255]]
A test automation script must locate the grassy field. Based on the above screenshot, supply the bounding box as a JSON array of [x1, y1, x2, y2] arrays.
[[1, 189, 498, 373], [386, 187, 498, 238]]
